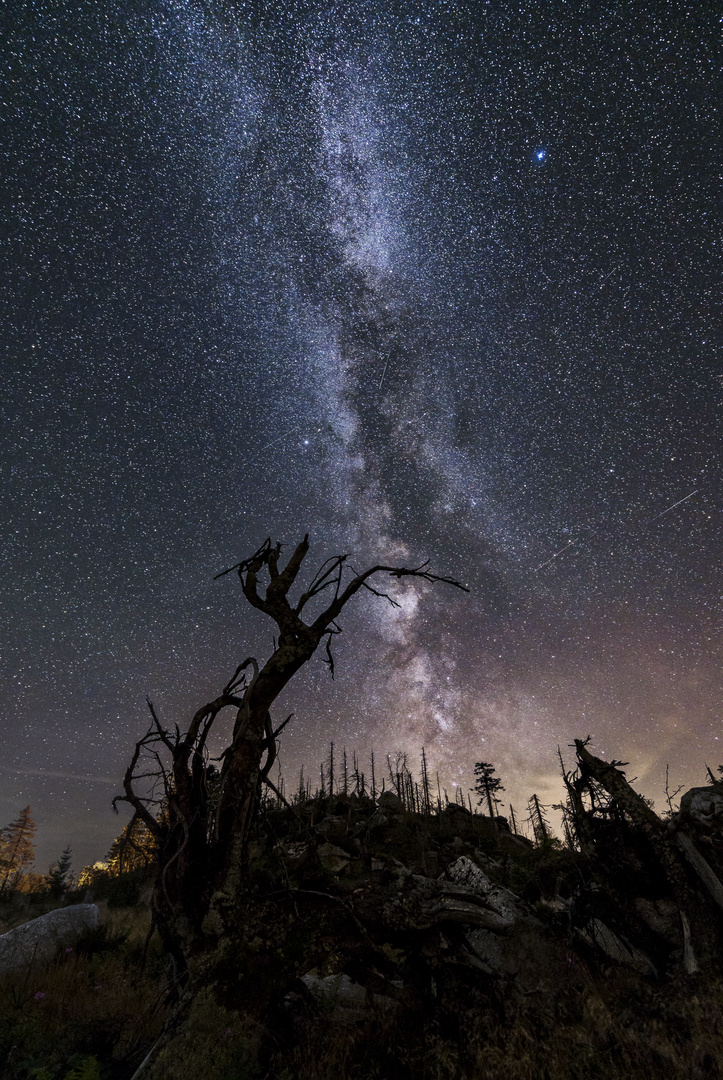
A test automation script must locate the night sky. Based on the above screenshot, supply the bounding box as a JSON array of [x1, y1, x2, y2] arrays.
[[2, 0, 720, 872]]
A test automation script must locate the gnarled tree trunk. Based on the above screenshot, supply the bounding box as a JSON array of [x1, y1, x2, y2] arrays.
[[115, 536, 467, 986]]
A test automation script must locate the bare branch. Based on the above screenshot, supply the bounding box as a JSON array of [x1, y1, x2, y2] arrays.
[[320, 625, 342, 679], [359, 577, 401, 607], [113, 733, 163, 839], [267, 541, 282, 579], [261, 774, 294, 811], [312, 561, 468, 633], [270, 713, 294, 741], [223, 662, 252, 695], [146, 699, 175, 753], [213, 537, 272, 580], [295, 555, 348, 613], [260, 712, 277, 782], [665, 764, 685, 815]]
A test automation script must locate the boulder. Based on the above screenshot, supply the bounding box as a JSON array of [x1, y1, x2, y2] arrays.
[[679, 786, 723, 826], [299, 972, 397, 1021], [377, 791, 404, 812], [317, 842, 352, 875], [498, 831, 534, 855], [383, 867, 515, 933], [316, 815, 350, 843], [0, 903, 99, 975], [283, 841, 313, 872], [445, 856, 519, 923], [366, 810, 388, 831]]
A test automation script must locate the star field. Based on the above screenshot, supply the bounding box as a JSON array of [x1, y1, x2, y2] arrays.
[[1, 0, 720, 869]]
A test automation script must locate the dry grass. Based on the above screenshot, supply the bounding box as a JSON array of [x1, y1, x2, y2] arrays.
[[262, 967, 723, 1080], [3, 902, 723, 1080], [144, 986, 264, 1080], [0, 904, 170, 1079], [3, 878, 723, 1080]]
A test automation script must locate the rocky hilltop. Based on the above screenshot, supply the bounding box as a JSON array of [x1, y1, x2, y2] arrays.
[[142, 746, 723, 1080], [4, 744, 723, 1079]]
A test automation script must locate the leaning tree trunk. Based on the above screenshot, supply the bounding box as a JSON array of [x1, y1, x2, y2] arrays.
[[573, 739, 723, 970]]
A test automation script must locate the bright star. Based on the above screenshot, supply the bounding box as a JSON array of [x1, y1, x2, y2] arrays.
[[535, 148, 546, 162]]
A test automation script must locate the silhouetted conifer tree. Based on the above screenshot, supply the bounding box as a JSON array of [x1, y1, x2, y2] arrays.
[[48, 844, 73, 896], [0, 806, 37, 894], [473, 762, 505, 817]]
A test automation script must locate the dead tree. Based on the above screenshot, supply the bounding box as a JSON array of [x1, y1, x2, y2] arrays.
[[114, 535, 467, 981], [527, 794, 550, 844], [420, 747, 432, 815], [572, 739, 723, 970], [327, 742, 336, 797]]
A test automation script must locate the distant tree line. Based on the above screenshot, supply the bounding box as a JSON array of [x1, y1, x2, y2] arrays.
[[0, 757, 558, 904], [255, 743, 553, 847], [0, 806, 74, 899], [0, 752, 567, 906]]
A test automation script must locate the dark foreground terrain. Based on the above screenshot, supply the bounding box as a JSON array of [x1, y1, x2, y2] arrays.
[[3, 765, 723, 1080]]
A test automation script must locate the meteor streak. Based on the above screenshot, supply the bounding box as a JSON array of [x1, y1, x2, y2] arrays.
[[649, 489, 698, 522], [240, 427, 301, 464], [533, 539, 576, 572]]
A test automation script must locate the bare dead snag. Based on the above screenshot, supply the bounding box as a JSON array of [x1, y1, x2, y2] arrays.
[[116, 536, 467, 979]]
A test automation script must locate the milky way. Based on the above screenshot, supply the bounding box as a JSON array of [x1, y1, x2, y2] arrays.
[[2, 0, 720, 868]]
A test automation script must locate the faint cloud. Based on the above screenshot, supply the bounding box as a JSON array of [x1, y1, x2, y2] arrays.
[[0, 767, 117, 785]]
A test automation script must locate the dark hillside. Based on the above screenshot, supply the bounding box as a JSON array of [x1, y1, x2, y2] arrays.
[[4, 746, 723, 1079]]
